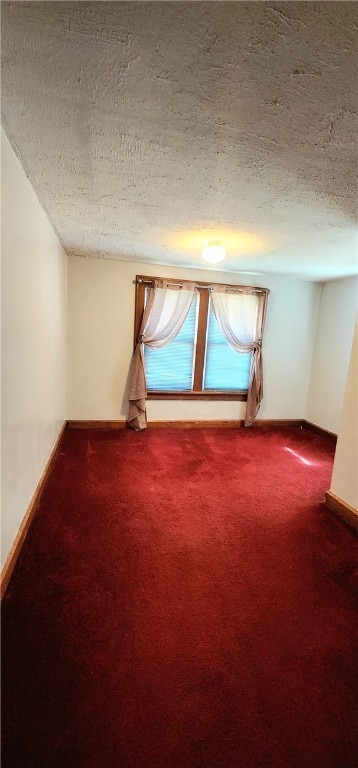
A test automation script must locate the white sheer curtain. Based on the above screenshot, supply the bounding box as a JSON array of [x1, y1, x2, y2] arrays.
[[211, 286, 269, 426], [128, 280, 195, 430]]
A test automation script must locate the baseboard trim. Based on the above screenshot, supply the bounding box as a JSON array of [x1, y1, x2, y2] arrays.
[[149, 420, 244, 429], [67, 419, 340, 437], [254, 419, 303, 428], [1, 423, 67, 600], [302, 420, 337, 442], [147, 419, 304, 429], [325, 490, 358, 532], [68, 419, 303, 430], [68, 420, 127, 429]]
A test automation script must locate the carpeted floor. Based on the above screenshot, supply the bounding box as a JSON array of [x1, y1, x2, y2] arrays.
[[2, 426, 357, 768]]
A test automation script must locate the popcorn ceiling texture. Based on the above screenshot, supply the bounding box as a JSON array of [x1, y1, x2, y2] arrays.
[[2, 1, 357, 280]]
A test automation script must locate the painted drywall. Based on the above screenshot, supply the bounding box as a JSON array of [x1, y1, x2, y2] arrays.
[[1, 128, 67, 569], [330, 319, 358, 510], [306, 276, 358, 434], [67, 256, 320, 422]]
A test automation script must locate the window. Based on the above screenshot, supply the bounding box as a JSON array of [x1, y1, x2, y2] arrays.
[[134, 276, 261, 400], [145, 294, 198, 392], [204, 306, 252, 391]]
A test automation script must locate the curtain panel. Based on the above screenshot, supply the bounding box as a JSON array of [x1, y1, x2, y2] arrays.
[[210, 285, 269, 426], [128, 279, 196, 430]]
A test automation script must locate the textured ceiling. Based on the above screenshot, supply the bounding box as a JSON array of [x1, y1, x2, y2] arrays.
[[2, 1, 357, 280]]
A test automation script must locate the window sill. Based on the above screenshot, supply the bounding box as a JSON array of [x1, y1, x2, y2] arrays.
[[147, 391, 248, 401]]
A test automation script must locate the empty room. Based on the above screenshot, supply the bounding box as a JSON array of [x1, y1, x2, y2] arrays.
[[1, 2, 357, 767]]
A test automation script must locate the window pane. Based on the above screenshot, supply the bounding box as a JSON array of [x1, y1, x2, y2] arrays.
[[204, 304, 251, 390], [145, 294, 198, 391]]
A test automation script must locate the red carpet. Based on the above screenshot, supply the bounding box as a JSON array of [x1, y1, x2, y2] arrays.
[[2, 426, 358, 768]]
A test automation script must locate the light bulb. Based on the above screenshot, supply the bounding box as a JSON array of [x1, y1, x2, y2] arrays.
[[202, 240, 226, 264]]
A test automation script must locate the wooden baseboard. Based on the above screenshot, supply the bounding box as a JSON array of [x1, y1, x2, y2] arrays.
[[67, 420, 339, 438], [146, 419, 303, 429], [253, 419, 303, 428], [325, 490, 358, 532], [1, 423, 67, 600], [68, 419, 303, 430], [149, 420, 243, 429], [67, 420, 127, 429], [302, 420, 337, 442]]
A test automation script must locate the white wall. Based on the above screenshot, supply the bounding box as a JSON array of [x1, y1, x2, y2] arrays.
[[330, 319, 358, 511], [1, 129, 67, 569], [306, 276, 358, 434], [67, 256, 320, 422]]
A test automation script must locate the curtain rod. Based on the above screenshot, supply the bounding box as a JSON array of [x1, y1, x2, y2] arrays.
[[136, 278, 267, 294]]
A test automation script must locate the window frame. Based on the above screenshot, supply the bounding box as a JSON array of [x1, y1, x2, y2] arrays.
[[134, 275, 262, 401]]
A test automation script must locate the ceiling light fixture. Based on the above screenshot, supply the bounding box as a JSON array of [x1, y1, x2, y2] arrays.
[[202, 240, 226, 264]]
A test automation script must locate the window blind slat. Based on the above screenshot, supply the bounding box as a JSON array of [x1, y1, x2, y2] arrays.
[[204, 305, 251, 390], [145, 295, 197, 391]]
